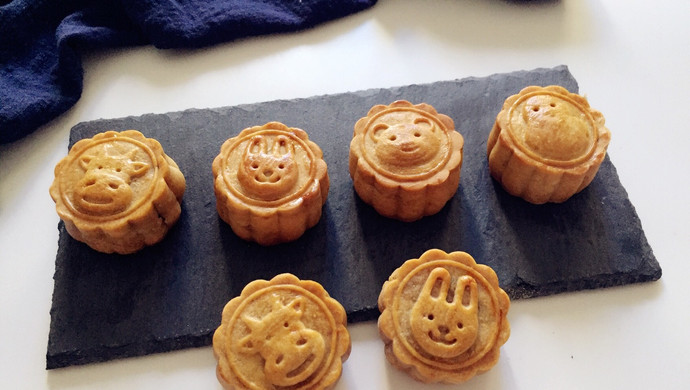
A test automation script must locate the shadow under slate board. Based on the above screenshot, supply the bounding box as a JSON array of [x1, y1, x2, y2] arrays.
[[47, 66, 661, 369]]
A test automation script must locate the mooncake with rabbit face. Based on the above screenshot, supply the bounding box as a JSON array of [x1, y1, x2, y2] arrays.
[[378, 249, 510, 383], [213, 122, 329, 245]]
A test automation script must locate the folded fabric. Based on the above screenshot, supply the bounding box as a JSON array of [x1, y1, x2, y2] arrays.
[[0, 0, 377, 144]]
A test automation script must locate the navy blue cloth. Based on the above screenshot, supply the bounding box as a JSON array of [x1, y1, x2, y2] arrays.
[[0, 0, 377, 144]]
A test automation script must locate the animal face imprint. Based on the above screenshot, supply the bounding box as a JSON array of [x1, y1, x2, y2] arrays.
[[369, 112, 442, 171], [237, 296, 326, 387], [237, 135, 299, 201], [515, 94, 594, 162], [410, 268, 479, 358], [73, 146, 150, 215]]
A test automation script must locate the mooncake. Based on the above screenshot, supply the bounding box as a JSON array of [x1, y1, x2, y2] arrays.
[[378, 249, 510, 383], [349, 100, 464, 221], [487, 85, 611, 204], [212, 122, 329, 245], [213, 273, 351, 390], [49, 130, 186, 254]]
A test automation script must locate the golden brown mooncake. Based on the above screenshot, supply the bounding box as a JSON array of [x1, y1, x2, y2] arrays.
[[212, 122, 329, 245], [349, 100, 464, 222], [213, 273, 351, 390], [487, 85, 611, 204], [49, 130, 186, 254], [378, 249, 510, 384]]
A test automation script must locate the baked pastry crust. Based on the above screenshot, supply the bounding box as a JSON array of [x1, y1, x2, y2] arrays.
[[213, 273, 351, 390], [378, 249, 510, 383], [213, 122, 329, 245], [49, 130, 186, 254], [487, 85, 611, 204], [349, 100, 464, 222]]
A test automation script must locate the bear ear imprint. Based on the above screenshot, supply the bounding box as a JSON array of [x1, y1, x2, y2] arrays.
[[414, 116, 433, 131], [370, 123, 389, 141]]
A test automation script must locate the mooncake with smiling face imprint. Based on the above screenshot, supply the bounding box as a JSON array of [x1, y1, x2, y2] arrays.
[[349, 100, 464, 222], [213, 273, 351, 390], [49, 130, 186, 254], [378, 249, 510, 384], [212, 122, 329, 245], [487, 85, 611, 204]]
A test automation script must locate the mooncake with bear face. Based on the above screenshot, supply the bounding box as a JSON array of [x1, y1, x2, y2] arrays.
[[50, 130, 186, 254], [487, 85, 611, 204], [378, 249, 510, 384], [212, 122, 329, 245], [349, 101, 464, 221], [213, 273, 351, 390]]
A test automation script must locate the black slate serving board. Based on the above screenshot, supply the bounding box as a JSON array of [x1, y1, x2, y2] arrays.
[[47, 66, 661, 369]]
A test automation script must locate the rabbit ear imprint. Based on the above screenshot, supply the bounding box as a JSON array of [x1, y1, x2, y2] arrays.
[[237, 134, 300, 200]]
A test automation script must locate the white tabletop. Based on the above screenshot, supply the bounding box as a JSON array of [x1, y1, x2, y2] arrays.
[[2, 0, 689, 389]]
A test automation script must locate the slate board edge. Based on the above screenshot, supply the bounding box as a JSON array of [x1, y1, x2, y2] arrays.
[[46, 330, 214, 370], [46, 272, 662, 370], [67, 65, 573, 145]]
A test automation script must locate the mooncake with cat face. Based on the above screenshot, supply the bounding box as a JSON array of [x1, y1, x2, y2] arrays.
[[50, 130, 186, 254], [349, 101, 464, 222], [213, 273, 351, 390], [213, 122, 329, 245], [487, 85, 611, 204], [378, 249, 510, 383]]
